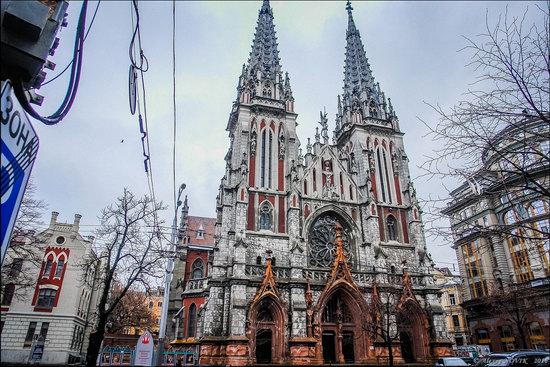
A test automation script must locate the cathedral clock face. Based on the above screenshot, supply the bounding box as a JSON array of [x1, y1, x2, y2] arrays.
[[308, 214, 353, 268]]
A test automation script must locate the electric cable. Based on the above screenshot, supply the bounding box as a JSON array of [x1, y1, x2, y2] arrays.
[[14, 0, 89, 125], [39, 0, 102, 88], [172, 0, 178, 221]]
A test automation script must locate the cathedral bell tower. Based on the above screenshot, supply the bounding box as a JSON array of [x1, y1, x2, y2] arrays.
[[218, 0, 300, 239], [332, 1, 427, 263]]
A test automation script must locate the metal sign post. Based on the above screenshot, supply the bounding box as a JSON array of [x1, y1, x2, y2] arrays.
[[1, 80, 39, 265]]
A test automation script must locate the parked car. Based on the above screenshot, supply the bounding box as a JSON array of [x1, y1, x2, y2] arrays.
[[485, 351, 550, 367], [461, 357, 476, 366], [436, 357, 470, 366]]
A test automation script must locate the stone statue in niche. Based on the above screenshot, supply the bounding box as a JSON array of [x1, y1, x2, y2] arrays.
[[368, 149, 375, 172], [391, 150, 399, 174], [350, 153, 358, 173], [278, 132, 285, 159], [240, 152, 248, 182], [250, 130, 257, 155]]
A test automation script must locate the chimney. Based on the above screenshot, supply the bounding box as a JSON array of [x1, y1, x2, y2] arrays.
[[73, 214, 82, 232], [50, 211, 59, 228]]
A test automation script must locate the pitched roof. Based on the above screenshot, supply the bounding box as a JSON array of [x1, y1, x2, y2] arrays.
[[186, 216, 216, 247]]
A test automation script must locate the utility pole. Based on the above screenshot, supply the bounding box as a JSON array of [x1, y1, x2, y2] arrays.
[[155, 183, 186, 366]]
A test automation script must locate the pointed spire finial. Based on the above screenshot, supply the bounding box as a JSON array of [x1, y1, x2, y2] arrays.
[[346, 0, 353, 12]]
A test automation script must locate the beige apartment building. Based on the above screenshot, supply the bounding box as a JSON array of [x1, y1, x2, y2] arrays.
[[434, 268, 470, 347], [1, 212, 102, 365]]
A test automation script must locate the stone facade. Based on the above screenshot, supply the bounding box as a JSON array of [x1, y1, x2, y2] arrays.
[[176, 0, 453, 364], [0, 212, 102, 365]]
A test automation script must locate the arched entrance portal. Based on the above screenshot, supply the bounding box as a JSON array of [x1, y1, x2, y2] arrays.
[[319, 289, 367, 364], [397, 302, 430, 363], [248, 297, 285, 364]]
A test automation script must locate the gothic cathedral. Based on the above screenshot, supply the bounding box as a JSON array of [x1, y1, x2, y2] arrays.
[[177, 1, 452, 365]]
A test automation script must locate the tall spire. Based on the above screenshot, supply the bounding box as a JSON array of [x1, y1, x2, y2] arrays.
[[334, 1, 398, 138], [246, 0, 280, 82], [343, 0, 376, 102]]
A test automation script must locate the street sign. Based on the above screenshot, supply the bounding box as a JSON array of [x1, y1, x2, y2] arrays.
[[135, 330, 154, 366], [1, 80, 39, 265]]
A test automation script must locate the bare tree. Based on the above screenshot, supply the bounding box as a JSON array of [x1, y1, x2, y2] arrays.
[[419, 4, 549, 253], [366, 285, 400, 367], [1, 181, 47, 300], [481, 282, 550, 348], [106, 282, 157, 335], [85, 189, 166, 367]]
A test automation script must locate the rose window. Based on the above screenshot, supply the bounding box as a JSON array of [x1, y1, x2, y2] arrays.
[[308, 215, 352, 268]]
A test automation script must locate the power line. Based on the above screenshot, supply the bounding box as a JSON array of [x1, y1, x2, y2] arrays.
[[14, 0, 89, 125], [39, 0, 102, 88], [172, 0, 178, 221]]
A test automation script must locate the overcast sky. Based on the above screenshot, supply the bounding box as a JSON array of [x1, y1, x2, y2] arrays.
[[29, 1, 544, 269]]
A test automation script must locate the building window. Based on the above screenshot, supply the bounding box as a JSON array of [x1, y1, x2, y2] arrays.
[[1, 283, 15, 306], [259, 202, 273, 231], [191, 259, 204, 279], [271, 257, 276, 266], [196, 225, 204, 239], [0, 321, 4, 334], [449, 293, 456, 305], [54, 258, 65, 277], [256, 256, 262, 265], [43, 258, 53, 277], [476, 328, 490, 342], [39, 322, 50, 340], [36, 288, 57, 308], [24, 322, 37, 347], [8, 258, 23, 278], [528, 322, 543, 336], [187, 303, 197, 337], [386, 215, 398, 241], [149, 301, 153, 309], [452, 315, 460, 328]]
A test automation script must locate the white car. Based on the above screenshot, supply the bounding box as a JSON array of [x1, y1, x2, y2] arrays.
[[436, 357, 470, 367]]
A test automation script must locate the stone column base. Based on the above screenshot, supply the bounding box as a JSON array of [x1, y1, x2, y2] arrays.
[[199, 336, 250, 366], [373, 341, 404, 365], [431, 340, 454, 359], [288, 337, 320, 365]]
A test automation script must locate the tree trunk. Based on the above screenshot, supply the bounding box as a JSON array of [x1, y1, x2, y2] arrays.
[[387, 340, 394, 367], [516, 324, 528, 349], [86, 316, 107, 367]]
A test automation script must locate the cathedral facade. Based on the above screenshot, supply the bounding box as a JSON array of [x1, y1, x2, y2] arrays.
[[186, 1, 452, 364]]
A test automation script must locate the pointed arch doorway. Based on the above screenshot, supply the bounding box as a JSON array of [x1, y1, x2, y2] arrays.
[[318, 287, 368, 364], [397, 301, 430, 363], [249, 297, 285, 364]]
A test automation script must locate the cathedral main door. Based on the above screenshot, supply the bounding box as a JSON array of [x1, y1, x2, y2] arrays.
[[320, 292, 361, 363]]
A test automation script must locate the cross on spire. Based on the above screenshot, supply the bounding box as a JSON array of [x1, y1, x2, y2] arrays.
[[246, 0, 280, 82]]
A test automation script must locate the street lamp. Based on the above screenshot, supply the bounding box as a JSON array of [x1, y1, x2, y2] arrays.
[[156, 183, 186, 366]]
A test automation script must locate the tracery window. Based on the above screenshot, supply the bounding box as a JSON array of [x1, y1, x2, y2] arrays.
[[387, 215, 398, 241], [187, 303, 197, 337], [191, 259, 204, 279], [260, 129, 274, 188], [322, 295, 353, 323], [259, 202, 273, 231], [308, 214, 352, 268]]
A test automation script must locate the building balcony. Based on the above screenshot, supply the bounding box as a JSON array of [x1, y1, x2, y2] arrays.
[[183, 278, 207, 294]]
